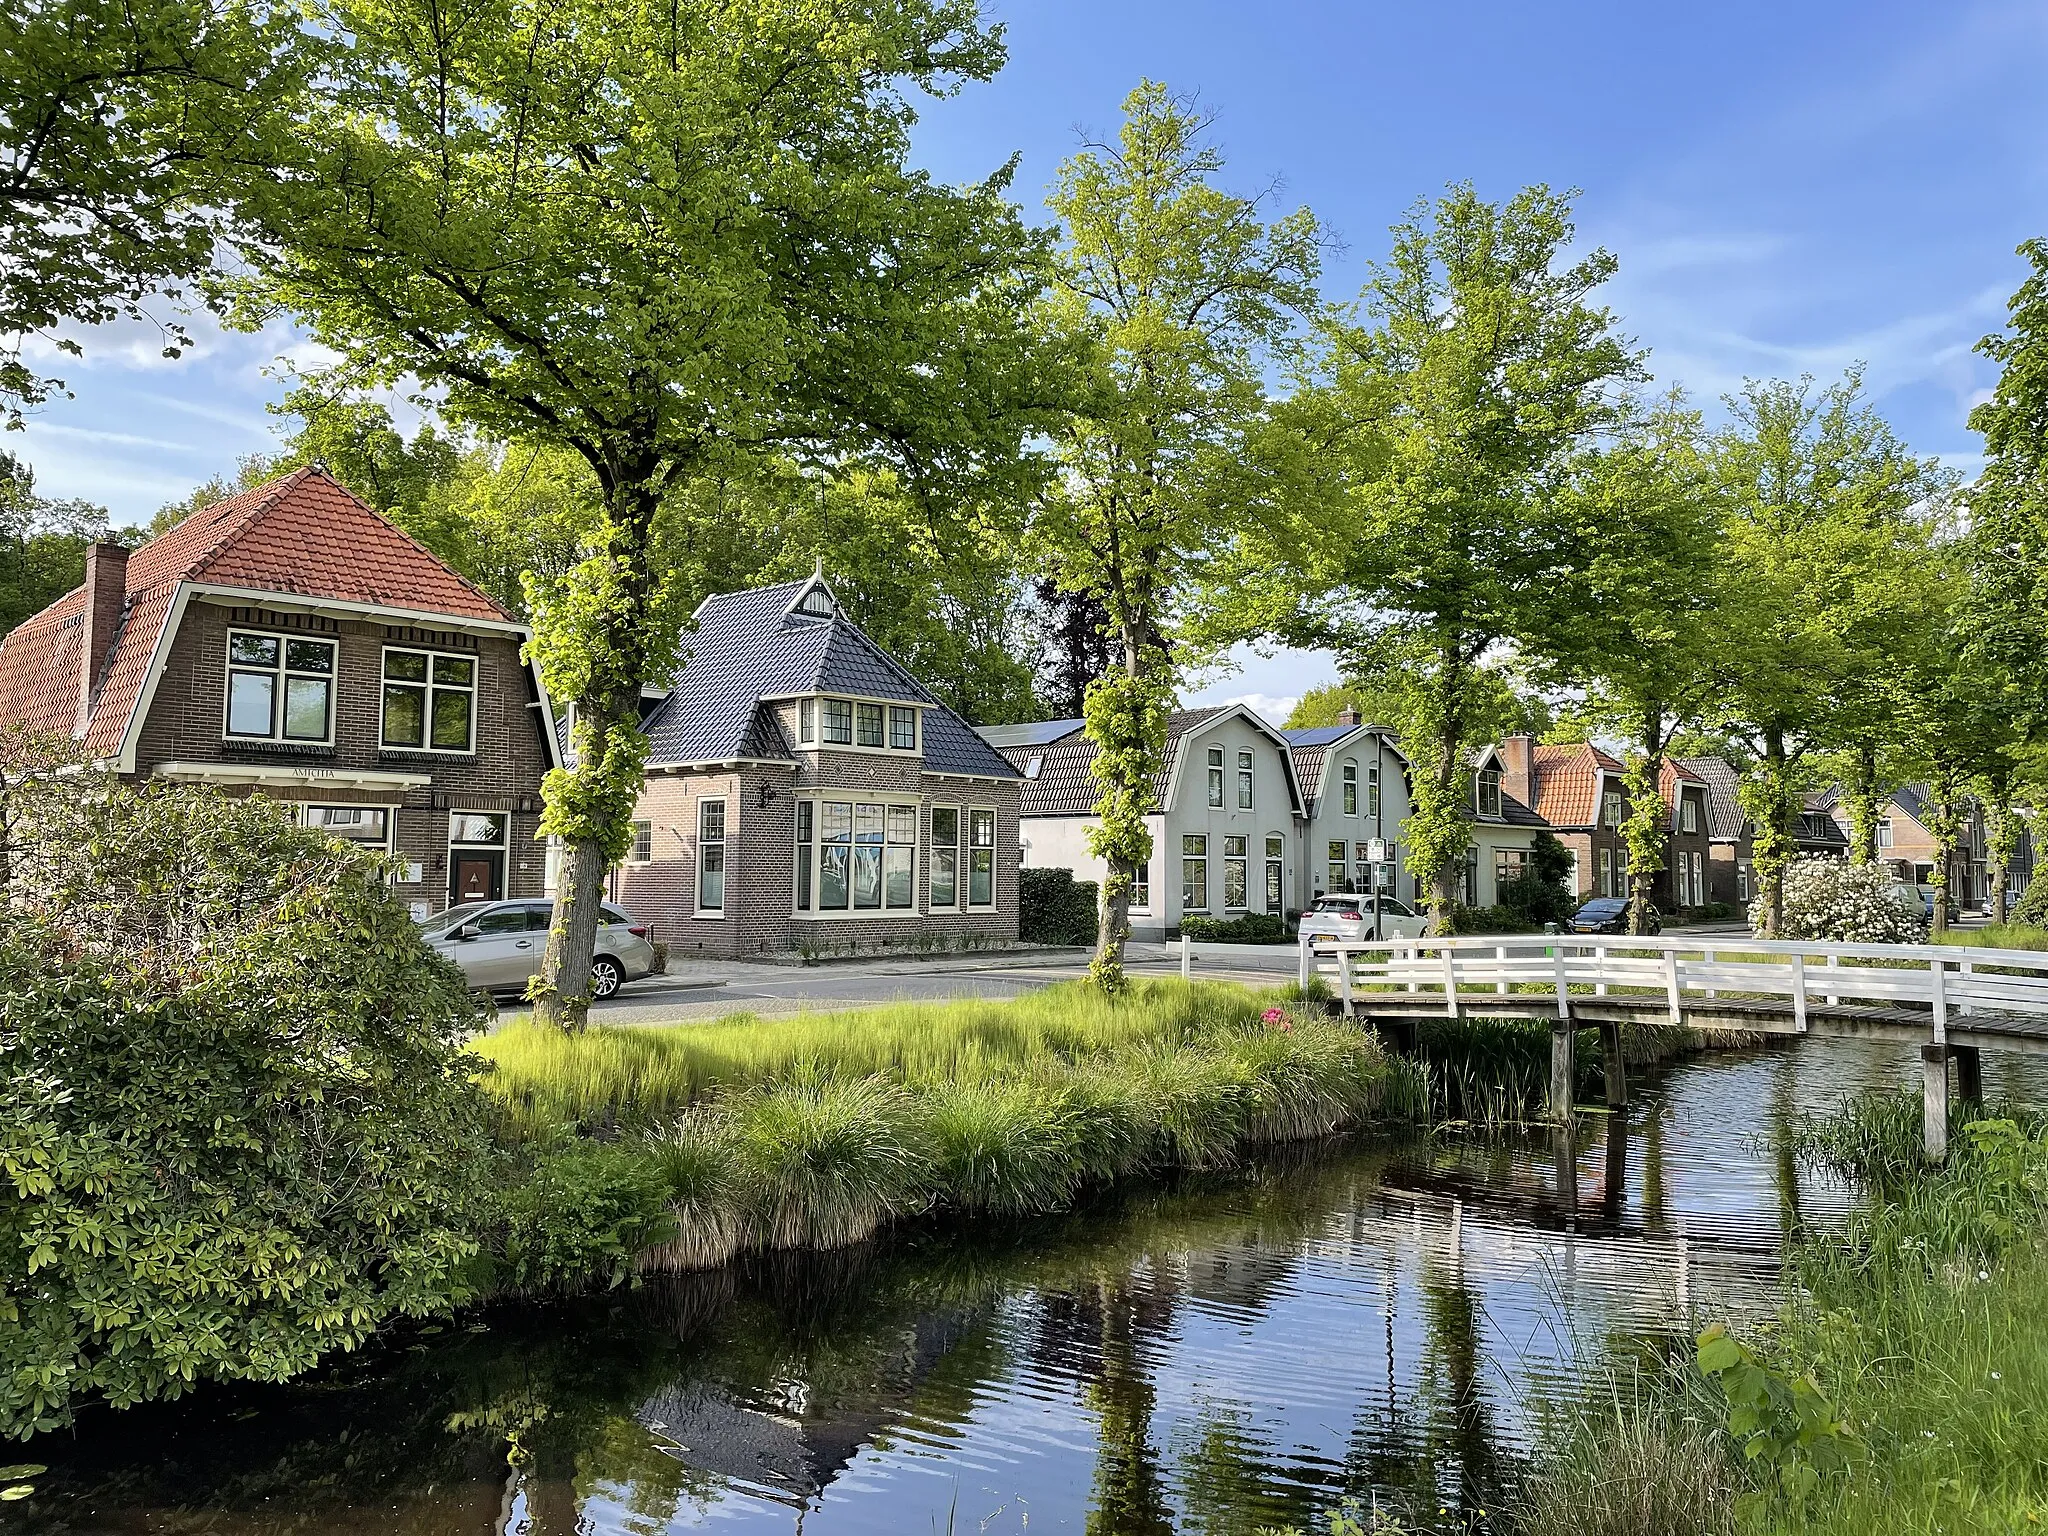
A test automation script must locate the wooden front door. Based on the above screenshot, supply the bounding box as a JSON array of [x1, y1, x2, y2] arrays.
[[451, 850, 504, 905]]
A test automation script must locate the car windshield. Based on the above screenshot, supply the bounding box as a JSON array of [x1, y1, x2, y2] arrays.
[[1576, 899, 1625, 916], [420, 902, 488, 935], [1312, 898, 1363, 913]]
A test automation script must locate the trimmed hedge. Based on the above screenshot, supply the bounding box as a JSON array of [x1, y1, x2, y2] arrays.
[[1181, 912, 1290, 944], [1018, 867, 1099, 946]]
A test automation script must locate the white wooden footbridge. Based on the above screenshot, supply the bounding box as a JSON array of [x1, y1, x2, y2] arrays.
[[1293, 934, 2048, 1159]]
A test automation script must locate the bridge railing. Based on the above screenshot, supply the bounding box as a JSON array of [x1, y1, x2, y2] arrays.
[[1299, 933, 2048, 1043]]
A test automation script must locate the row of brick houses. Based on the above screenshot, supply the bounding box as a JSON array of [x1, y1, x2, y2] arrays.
[[1, 468, 2030, 960]]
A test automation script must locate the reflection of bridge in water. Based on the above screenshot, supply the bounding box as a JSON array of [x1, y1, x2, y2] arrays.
[[1304, 934, 2048, 1158]]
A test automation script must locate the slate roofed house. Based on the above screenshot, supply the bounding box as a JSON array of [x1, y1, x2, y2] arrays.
[[607, 573, 1023, 957], [1677, 755, 1753, 907], [1459, 742, 1553, 909], [984, 705, 1305, 942], [1284, 708, 1416, 910], [0, 466, 559, 913]]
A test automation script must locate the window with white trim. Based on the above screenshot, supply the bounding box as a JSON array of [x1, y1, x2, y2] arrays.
[[1131, 854, 1151, 911], [822, 699, 853, 745], [382, 647, 476, 752], [225, 630, 336, 743], [967, 808, 995, 907], [1264, 835, 1284, 913], [1342, 762, 1358, 816], [798, 698, 816, 744], [800, 799, 918, 913], [1877, 818, 1893, 849], [1223, 835, 1248, 910], [856, 703, 885, 748], [930, 805, 959, 908], [1368, 765, 1381, 818], [889, 706, 916, 750], [697, 800, 726, 911], [1476, 768, 1503, 820], [1183, 834, 1209, 912], [1602, 788, 1624, 828], [1679, 793, 1700, 834], [1598, 847, 1615, 897], [299, 804, 393, 854], [1327, 839, 1348, 893], [1237, 750, 1254, 810], [1207, 747, 1224, 807], [629, 820, 652, 863]]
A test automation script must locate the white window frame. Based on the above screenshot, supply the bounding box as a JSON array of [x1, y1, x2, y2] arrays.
[[1236, 750, 1254, 811], [1476, 768, 1503, 820], [1342, 761, 1358, 817], [794, 796, 923, 917], [223, 628, 337, 746], [1877, 818, 1893, 849], [296, 803, 396, 857], [1183, 833, 1210, 913], [966, 806, 997, 909], [803, 695, 921, 756], [1368, 764, 1381, 818], [1602, 788, 1625, 828], [447, 810, 511, 905], [1223, 834, 1248, 910], [628, 819, 653, 864], [798, 697, 817, 744], [1207, 747, 1224, 808], [379, 644, 478, 755], [1679, 793, 1700, 835], [696, 798, 727, 915], [1263, 834, 1284, 913], [1131, 852, 1151, 912]]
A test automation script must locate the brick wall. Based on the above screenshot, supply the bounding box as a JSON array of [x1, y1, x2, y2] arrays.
[[133, 597, 550, 912], [614, 759, 1022, 956]]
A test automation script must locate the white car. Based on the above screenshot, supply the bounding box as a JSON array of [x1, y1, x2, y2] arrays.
[[1297, 893, 1430, 948], [420, 899, 658, 999]]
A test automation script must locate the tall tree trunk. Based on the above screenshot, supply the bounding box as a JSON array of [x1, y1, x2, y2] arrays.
[[1739, 726, 1797, 939], [1083, 631, 1168, 995], [1985, 784, 2018, 924], [1624, 706, 1669, 936], [1927, 758, 1961, 939], [536, 835, 609, 1032], [1843, 737, 1880, 865]]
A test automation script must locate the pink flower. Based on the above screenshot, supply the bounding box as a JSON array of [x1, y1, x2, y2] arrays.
[[1262, 1006, 1286, 1026]]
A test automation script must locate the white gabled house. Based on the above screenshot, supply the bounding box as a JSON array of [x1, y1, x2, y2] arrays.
[[1281, 711, 1414, 909], [981, 705, 1305, 942]]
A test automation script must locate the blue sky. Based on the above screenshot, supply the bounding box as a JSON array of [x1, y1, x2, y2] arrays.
[[14, 0, 2048, 719]]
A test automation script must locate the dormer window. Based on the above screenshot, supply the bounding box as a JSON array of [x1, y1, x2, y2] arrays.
[[795, 585, 836, 618], [806, 696, 920, 753], [1476, 767, 1503, 819]]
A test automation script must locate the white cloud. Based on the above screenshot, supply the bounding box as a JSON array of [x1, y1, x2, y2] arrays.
[[1219, 692, 1300, 728]]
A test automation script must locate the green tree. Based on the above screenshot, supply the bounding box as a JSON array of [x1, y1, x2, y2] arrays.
[[1533, 393, 1730, 933], [0, 449, 140, 640], [223, 0, 1050, 1028], [1711, 371, 1953, 937], [1032, 82, 1323, 990], [1219, 185, 1638, 932], [0, 0, 298, 421]]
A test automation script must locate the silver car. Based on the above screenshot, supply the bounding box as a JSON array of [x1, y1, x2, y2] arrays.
[[420, 899, 657, 999], [1297, 892, 1430, 948]]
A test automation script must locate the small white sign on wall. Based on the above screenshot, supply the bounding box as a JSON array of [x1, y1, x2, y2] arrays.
[[400, 860, 424, 884], [408, 900, 431, 922]]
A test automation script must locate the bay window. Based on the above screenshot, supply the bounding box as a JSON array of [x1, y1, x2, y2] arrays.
[[856, 703, 885, 748], [822, 699, 853, 745], [797, 799, 919, 913], [225, 630, 335, 743]]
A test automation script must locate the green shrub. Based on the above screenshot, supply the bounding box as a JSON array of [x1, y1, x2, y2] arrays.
[[0, 776, 498, 1438], [2011, 878, 2048, 928], [1445, 902, 1539, 935], [1758, 855, 1922, 943], [1496, 830, 1576, 927], [498, 1138, 676, 1293], [1017, 867, 1099, 945], [727, 1075, 931, 1249], [1180, 912, 1288, 943], [924, 1079, 1087, 1215]]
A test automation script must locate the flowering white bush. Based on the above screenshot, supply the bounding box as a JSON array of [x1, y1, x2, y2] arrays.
[[1757, 855, 1924, 943]]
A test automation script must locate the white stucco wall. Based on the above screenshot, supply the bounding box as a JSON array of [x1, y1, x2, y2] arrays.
[[1301, 728, 1412, 910]]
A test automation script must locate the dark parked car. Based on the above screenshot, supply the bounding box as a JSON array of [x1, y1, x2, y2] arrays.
[[1567, 897, 1661, 936]]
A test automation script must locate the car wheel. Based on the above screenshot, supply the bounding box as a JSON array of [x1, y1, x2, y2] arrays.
[[590, 955, 625, 1000]]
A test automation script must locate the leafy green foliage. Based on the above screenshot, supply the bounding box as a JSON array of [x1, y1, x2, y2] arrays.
[[0, 0, 300, 420], [0, 451, 142, 643], [0, 773, 498, 1438], [1494, 830, 1576, 927], [1215, 185, 1639, 930], [1695, 1322, 1856, 1518], [497, 1138, 676, 1294], [1180, 913, 1287, 943], [1017, 867, 1100, 946], [1035, 82, 1323, 989]]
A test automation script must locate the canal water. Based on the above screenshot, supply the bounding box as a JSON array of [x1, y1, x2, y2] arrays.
[[14, 1035, 2048, 1536]]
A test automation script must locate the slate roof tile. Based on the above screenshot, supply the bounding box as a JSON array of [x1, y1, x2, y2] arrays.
[[639, 577, 1018, 781]]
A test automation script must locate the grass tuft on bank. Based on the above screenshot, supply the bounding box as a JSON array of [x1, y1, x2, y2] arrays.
[[473, 982, 1422, 1289]]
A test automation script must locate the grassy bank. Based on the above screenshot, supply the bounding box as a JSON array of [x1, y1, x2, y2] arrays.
[[1516, 1093, 2048, 1536], [1937, 921, 2048, 952], [476, 981, 1428, 1287]]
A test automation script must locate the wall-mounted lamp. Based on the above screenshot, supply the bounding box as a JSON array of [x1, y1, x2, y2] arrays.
[[759, 783, 778, 808]]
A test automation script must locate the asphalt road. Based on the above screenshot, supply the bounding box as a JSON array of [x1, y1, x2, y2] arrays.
[[505, 948, 1303, 1028]]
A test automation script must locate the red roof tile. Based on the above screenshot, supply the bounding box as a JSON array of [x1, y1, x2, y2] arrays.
[[0, 467, 515, 764], [1528, 742, 1621, 827]]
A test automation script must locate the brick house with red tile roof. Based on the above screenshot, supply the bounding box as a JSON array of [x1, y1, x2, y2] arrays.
[[0, 466, 559, 915], [1498, 735, 1715, 911]]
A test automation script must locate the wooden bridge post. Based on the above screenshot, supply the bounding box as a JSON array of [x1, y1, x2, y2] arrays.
[[1922, 1043, 1950, 1162], [1550, 1020, 1576, 1124], [1953, 1044, 1983, 1105], [1601, 1023, 1628, 1108]]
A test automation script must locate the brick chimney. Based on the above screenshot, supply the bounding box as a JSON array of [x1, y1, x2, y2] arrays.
[[1335, 705, 1362, 727], [76, 541, 128, 732], [1498, 732, 1536, 809]]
